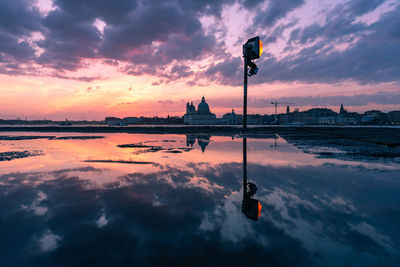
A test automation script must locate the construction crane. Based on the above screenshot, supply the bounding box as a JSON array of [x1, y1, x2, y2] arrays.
[[270, 100, 296, 122]]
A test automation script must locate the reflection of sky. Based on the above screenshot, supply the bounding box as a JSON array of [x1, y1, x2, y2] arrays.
[[0, 133, 400, 266]]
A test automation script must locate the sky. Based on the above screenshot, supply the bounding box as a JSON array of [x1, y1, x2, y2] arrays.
[[0, 0, 399, 120]]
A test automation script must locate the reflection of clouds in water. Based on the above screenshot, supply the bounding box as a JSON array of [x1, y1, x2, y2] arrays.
[[96, 210, 108, 228], [0, 160, 399, 266], [349, 222, 396, 254], [118, 162, 400, 265], [38, 229, 61, 252], [186, 176, 224, 192], [21, 191, 48, 215], [200, 190, 257, 244], [246, 163, 400, 265], [330, 197, 357, 214], [0, 165, 313, 265]]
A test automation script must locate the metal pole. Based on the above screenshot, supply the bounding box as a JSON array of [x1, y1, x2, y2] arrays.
[[243, 57, 248, 129], [243, 137, 247, 200]]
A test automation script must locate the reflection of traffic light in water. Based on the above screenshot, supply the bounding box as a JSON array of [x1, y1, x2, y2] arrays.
[[241, 138, 262, 221]]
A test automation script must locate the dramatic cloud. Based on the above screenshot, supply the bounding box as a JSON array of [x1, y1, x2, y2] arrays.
[[0, 0, 42, 35], [37, 8, 102, 71], [252, 0, 305, 27], [0, 0, 399, 91], [207, 1, 400, 86], [0, 0, 42, 72], [264, 4, 400, 84]]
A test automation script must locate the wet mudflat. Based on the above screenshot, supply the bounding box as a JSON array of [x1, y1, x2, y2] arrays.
[[0, 131, 399, 266]]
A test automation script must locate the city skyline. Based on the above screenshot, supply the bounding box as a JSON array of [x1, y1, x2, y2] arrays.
[[0, 0, 399, 120], [2, 97, 399, 121]]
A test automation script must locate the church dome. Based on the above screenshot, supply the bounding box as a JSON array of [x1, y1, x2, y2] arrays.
[[197, 96, 210, 114]]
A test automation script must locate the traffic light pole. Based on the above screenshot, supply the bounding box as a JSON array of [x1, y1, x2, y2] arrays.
[[243, 56, 248, 129]]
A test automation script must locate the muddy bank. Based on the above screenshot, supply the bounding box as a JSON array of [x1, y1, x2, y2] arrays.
[[83, 160, 156, 165], [276, 127, 400, 161], [0, 125, 398, 140], [117, 142, 194, 155], [0, 150, 42, 161], [0, 135, 104, 140]]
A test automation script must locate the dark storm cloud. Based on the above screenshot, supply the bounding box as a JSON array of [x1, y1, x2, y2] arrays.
[[0, 0, 41, 68], [34, 0, 231, 78], [239, 0, 265, 9], [287, 0, 380, 45], [0, 0, 399, 86], [145, 0, 235, 17], [252, 0, 305, 27], [153, 32, 217, 63], [52, 0, 138, 24], [263, 19, 298, 44], [50, 73, 103, 82], [0, 0, 233, 79], [204, 56, 242, 86], [36, 8, 102, 71], [262, 5, 400, 84], [347, 0, 386, 16], [210, 2, 400, 85], [0, 0, 42, 35], [99, 3, 201, 59], [0, 31, 36, 61]]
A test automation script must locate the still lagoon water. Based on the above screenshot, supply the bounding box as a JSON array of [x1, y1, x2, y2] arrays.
[[0, 132, 399, 266]]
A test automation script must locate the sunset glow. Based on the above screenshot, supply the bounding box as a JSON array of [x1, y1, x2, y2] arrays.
[[0, 0, 399, 120]]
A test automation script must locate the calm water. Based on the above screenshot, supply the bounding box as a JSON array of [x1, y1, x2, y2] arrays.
[[0, 132, 399, 266]]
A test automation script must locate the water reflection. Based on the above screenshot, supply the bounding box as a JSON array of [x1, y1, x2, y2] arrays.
[[241, 137, 262, 221], [186, 134, 211, 152], [0, 132, 399, 266]]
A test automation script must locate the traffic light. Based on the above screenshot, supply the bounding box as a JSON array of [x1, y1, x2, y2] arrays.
[[247, 60, 258, 76], [242, 36, 262, 128], [243, 36, 263, 60]]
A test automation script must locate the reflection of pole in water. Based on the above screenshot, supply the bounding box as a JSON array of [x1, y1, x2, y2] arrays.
[[270, 137, 278, 149], [243, 137, 247, 201], [242, 137, 262, 221]]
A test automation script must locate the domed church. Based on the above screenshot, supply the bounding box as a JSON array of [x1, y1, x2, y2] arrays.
[[184, 96, 217, 125]]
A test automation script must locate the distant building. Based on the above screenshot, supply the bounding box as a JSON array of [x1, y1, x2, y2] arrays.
[[123, 117, 140, 124], [222, 109, 242, 125], [337, 104, 360, 125], [280, 108, 337, 125], [247, 114, 264, 125], [339, 103, 347, 115], [362, 110, 388, 124], [183, 97, 217, 125], [388, 111, 400, 124], [337, 112, 360, 125], [105, 117, 127, 126]]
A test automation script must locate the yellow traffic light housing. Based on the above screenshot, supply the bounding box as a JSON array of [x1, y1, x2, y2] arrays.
[[243, 36, 263, 60]]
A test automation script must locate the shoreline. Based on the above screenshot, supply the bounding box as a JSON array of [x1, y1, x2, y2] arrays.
[[0, 125, 399, 134]]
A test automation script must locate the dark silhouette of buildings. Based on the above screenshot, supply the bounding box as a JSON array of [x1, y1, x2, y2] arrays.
[[183, 97, 217, 124]]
